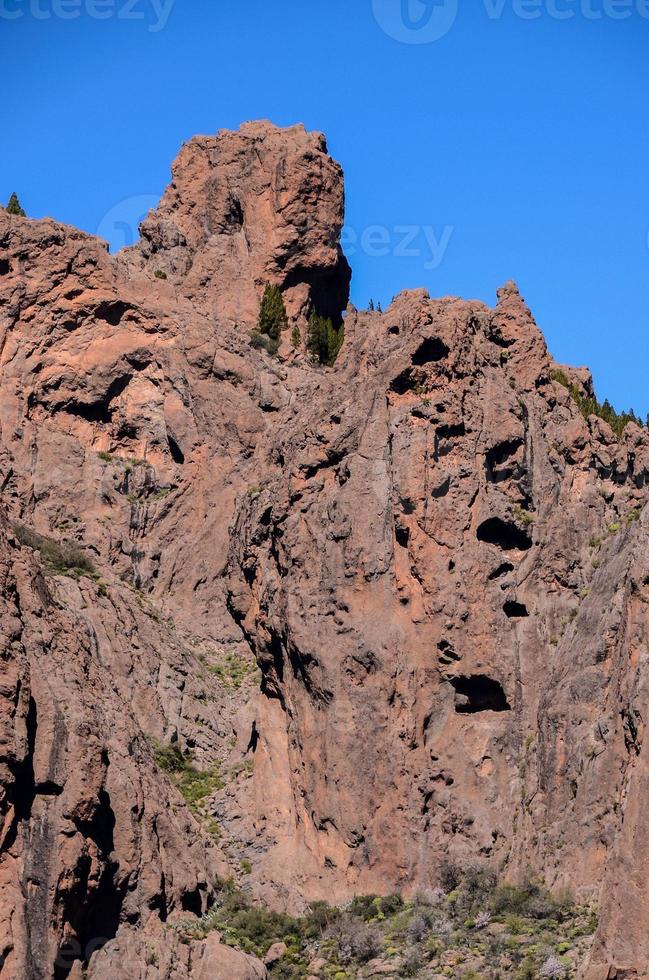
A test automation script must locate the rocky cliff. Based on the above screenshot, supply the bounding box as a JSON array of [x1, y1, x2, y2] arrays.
[[0, 121, 647, 979]]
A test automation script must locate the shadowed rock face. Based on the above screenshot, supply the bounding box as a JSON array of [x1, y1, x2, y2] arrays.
[[0, 122, 648, 978]]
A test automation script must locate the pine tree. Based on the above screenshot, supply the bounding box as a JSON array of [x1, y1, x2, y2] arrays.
[[306, 312, 344, 367], [258, 284, 288, 341], [368, 299, 375, 312], [6, 193, 26, 217], [377, 301, 383, 314], [291, 325, 301, 349]]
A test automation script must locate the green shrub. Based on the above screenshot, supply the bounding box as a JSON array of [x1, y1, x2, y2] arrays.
[[306, 311, 344, 366], [208, 649, 258, 689], [154, 269, 167, 279], [168, 871, 594, 979], [250, 330, 280, 356], [258, 284, 288, 341], [151, 739, 186, 773], [13, 522, 96, 578], [149, 737, 223, 812], [291, 325, 301, 348], [6, 192, 26, 217]]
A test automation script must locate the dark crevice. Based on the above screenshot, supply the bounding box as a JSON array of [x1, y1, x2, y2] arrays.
[[167, 435, 185, 465], [258, 630, 285, 702], [450, 675, 511, 713], [477, 517, 532, 552], [246, 721, 259, 755], [0, 258, 10, 275], [390, 367, 416, 395], [438, 640, 461, 666], [435, 423, 465, 459], [302, 448, 346, 480], [486, 439, 523, 483], [94, 301, 131, 326], [503, 600, 529, 618], [56, 787, 122, 979], [287, 638, 332, 706], [412, 336, 449, 366], [400, 496, 416, 515], [395, 523, 410, 548], [4, 696, 38, 852], [431, 477, 451, 499], [180, 887, 203, 916]]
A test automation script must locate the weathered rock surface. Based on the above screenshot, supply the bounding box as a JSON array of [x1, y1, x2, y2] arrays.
[[0, 121, 648, 978], [120, 120, 351, 329]]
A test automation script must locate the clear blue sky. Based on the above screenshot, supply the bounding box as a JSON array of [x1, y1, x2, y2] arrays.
[[2, 1, 648, 415]]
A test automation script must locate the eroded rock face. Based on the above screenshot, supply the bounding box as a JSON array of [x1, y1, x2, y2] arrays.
[[0, 122, 648, 978], [120, 120, 351, 328]]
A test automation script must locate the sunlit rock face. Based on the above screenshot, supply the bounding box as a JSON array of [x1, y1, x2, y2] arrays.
[[0, 123, 648, 978]]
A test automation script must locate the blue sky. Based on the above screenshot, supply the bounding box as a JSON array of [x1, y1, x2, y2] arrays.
[[2, 0, 648, 415]]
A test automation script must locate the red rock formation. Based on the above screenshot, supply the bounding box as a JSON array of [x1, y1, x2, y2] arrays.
[[0, 121, 648, 978]]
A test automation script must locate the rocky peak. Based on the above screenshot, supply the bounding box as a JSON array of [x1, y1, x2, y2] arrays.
[[120, 120, 351, 329]]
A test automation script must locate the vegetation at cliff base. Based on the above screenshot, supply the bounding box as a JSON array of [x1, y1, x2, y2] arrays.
[[172, 868, 597, 979], [306, 311, 344, 366], [5, 192, 26, 216], [551, 368, 645, 438]]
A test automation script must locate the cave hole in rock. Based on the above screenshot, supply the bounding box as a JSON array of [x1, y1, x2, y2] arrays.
[[390, 367, 416, 395], [224, 194, 244, 228], [503, 600, 529, 618], [388, 324, 400, 335], [94, 300, 131, 327], [450, 675, 511, 713], [412, 336, 449, 366], [181, 887, 204, 916], [395, 522, 410, 548], [0, 258, 10, 275], [476, 517, 532, 552], [486, 439, 523, 482], [400, 496, 416, 515], [167, 435, 185, 465]]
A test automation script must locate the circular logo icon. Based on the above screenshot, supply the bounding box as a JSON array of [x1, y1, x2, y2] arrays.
[[372, 0, 459, 44], [96, 194, 158, 254]]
